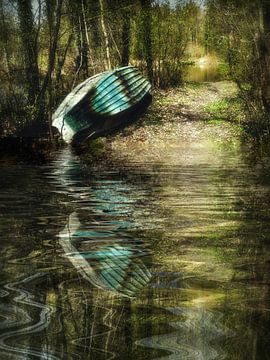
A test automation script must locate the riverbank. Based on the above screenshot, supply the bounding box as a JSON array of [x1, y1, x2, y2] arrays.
[[82, 81, 246, 165], [0, 81, 247, 165]]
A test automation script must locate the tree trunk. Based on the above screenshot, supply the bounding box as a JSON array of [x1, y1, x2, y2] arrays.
[[70, 0, 89, 82], [82, 0, 95, 72], [259, 0, 270, 112], [55, 33, 73, 89], [121, 12, 131, 66], [99, 0, 111, 70], [17, 0, 40, 105], [38, 0, 63, 135], [140, 0, 153, 83], [79, 0, 89, 78], [0, 0, 12, 74]]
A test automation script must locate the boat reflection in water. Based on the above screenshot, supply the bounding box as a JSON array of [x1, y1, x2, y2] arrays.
[[52, 148, 152, 298], [0, 148, 153, 360], [58, 211, 151, 297]]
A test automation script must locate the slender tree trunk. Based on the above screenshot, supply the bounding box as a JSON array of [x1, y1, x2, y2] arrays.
[[73, 14, 83, 81], [140, 0, 153, 82], [121, 12, 131, 66], [55, 33, 73, 90], [204, 13, 210, 55], [70, 0, 89, 82], [80, 0, 89, 78], [0, 0, 12, 74], [17, 0, 40, 106], [99, 0, 111, 70], [81, 0, 95, 71], [259, 1, 270, 112], [38, 0, 63, 135]]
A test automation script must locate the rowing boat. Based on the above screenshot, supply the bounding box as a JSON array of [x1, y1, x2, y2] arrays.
[[52, 66, 152, 144]]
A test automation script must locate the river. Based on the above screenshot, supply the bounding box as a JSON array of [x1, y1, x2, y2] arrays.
[[1, 137, 270, 359]]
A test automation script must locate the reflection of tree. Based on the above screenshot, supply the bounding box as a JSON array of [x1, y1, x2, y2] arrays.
[[143, 144, 270, 360]]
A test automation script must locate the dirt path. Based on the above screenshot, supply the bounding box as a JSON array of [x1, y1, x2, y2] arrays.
[[89, 81, 244, 164]]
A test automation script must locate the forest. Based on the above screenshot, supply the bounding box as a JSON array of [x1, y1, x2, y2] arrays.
[[2, 2, 270, 359], [1, 0, 270, 141]]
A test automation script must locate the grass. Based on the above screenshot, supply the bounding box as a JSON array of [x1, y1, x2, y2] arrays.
[[207, 118, 225, 125], [203, 99, 230, 115], [203, 98, 244, 124], [185, 82, 207, 89]]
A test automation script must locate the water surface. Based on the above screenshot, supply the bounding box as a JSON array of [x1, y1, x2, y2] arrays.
[[1, 140, 270, 359], [184, 63, 221, 83]]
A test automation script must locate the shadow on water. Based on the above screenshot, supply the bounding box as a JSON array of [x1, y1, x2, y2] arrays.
[[1, 140, 270, 359]]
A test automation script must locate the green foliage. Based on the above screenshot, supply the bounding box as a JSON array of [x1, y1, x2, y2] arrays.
[[204, 0, 270, 134], [1, 0, 270, 139], [216, 63, 230, 79], [150, 1, 199, 87], [0, 0, 205, 138]]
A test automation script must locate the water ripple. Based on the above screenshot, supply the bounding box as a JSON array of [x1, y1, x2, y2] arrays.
[[0, 273, 58, 360]]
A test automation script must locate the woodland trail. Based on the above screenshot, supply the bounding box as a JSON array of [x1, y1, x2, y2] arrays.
[[100, 81, 244, 164]]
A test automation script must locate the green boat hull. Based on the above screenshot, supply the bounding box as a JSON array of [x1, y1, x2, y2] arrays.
[[52, 66, 152, 144]]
